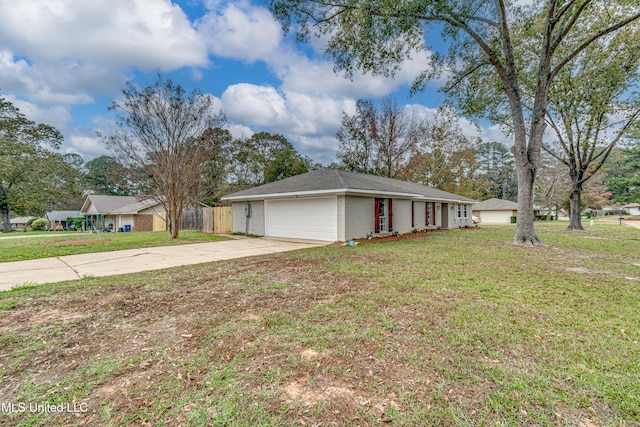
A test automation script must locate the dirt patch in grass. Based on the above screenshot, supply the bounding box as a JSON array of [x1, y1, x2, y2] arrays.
[[1, 227, 639, 426]]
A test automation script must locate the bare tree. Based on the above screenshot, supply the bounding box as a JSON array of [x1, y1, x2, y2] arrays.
[[403, 105, 485, 197], [337, 97, 415, 178], [103, 76, 225, 238]]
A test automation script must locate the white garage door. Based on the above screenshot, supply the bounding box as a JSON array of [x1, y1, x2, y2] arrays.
[[481, 210, 514, 224], [265, 197, 337, 241]]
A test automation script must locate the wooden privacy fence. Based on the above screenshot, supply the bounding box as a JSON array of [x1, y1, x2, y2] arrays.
[[181, 207, 232, 234]]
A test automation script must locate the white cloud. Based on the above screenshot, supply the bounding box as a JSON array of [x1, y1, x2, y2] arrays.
[[1, 94, 73, 131], [0, 0, 207, 70], [197, 1, 282, 62], [0, 0, 207, 105], [66, 133, 110, 160], [221, 83, 290, 128]]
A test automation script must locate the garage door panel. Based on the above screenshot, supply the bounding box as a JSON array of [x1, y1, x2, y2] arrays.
[[266, 197, 337, 241], [481, 210, 513, 224]]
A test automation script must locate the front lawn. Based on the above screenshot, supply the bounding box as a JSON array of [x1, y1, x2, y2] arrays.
[[0, 231, 232, 262], [0, 223, 638, 426]]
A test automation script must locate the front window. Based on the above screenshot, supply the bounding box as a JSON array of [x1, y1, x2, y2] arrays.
[[457, 204, 463, 219]]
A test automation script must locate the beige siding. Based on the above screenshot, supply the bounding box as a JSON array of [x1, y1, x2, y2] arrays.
[[392, 199, 412, 235], [414, 201, 427, 229], [344, 196, 374, 240], [337, 195, 346, 242], [232, 201, 265, 235]]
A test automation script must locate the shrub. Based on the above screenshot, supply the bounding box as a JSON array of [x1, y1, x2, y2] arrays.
[[510, 216, 517, 223], [30, 218, 49, 231]]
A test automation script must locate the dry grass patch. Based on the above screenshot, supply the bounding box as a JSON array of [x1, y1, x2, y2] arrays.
[[0, 223, 639, 426]]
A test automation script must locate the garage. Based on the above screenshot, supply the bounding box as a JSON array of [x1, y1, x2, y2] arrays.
[[480, 210, 515, 224], [265, 197, 337, 241]]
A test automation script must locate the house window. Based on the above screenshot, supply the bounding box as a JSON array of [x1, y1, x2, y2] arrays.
[[426, 202, 437, 226], [463, 204, 468, 219], [374, 198, 393, 233], [457, 204, 463, 219]]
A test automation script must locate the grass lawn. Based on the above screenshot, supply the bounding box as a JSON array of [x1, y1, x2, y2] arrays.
[[0, 231, 232, 262], [0, 223, 638, 426]]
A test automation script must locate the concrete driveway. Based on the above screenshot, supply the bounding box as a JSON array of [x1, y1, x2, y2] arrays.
[[0, 237, 329, 292]]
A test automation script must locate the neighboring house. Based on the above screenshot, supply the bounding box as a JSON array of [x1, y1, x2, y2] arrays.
[[110, 198, 166, 232], [46, 210, 81, 230], [79, 195, 165, 232], [8, 216, 35, 230], [221, 169, 476, 242], [623, 203, 640, 216], [472, 198, 543, 223]]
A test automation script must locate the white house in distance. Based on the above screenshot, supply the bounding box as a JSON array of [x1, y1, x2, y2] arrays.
[[221, 169, 476, 242], [472, 198, 519, 224], [623, 203, 640, 216]]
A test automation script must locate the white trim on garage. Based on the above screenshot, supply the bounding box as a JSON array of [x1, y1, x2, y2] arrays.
[[264, 197, 338, 241]]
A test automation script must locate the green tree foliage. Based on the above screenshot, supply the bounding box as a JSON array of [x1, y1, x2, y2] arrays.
[[0, 97, 80, 232], [539, 22, 640, 229], [81, 155, 132, 196], [197, 127, 234, 206], [228, 132, 310, 189], [476, 141, 517, 201], [337, 98, 415, 178], [270, 0, 640, 245], [402, 105, 488, 199], [103, 76, 226, 238], [606, 139, 640, 203]]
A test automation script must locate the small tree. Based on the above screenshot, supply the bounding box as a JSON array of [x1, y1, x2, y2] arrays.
[[103, 76, 226, 238], [605, 138, 640, 203]]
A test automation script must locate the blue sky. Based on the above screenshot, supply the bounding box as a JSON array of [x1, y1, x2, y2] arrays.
[[0, 0, 509, 165]]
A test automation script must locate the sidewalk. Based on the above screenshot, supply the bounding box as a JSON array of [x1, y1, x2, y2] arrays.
[[0, 238, 329, 292]]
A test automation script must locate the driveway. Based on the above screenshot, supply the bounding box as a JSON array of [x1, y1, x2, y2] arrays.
[[0, 237, 330, 292]]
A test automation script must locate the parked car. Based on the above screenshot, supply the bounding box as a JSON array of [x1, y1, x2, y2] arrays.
[[472, 215, 481, 224]]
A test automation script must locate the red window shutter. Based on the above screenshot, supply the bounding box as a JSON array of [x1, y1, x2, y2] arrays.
[[388, 199, 393, 232], [374, 198, 381, 233]]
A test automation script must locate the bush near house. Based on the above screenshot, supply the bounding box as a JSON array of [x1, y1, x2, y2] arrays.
[[30, 218, 49, 231]]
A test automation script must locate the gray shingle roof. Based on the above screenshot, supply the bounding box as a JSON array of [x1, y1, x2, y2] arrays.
[[472, 198, 518, 211], [222, 169, 476, 202], [46, 210, 81, 221], [80, 195, 138, 214], [110, 198, 163, 214]]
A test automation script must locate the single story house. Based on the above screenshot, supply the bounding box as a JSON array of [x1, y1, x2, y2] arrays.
[[623, 203, 640, 216], [7, 216, 35, 230], [221, 169, 477, 242], [46, 210, 81, 230], [472, 198, 519, 224], [472, 198, 542, 223], [79, 195, 165, 232]]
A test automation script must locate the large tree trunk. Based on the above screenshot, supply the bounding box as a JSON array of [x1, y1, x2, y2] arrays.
[[568, 185, 584, 230], [1, 202, 11, 233], [512, 164, 543, 244], [1, 189, 11, 233]]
